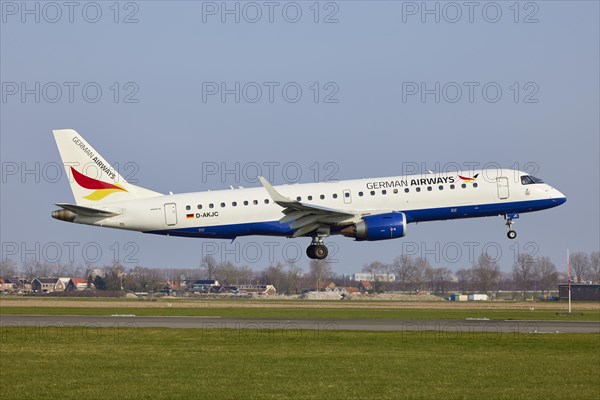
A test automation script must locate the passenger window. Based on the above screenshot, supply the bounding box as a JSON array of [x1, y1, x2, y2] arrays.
[[416, 187, 421, 192], [358, 192, 363, 197], [370, 190, 375, 196], [393, 189, 398, 194], [220, 202, 225, 208], [404, 188, 409, 193], [450, 184, 455, 189], [320, 195, 325, 200], [253, 200, 258, 205], [382, 190, 387, 195], [461, 184, 466, 189], [473, 183, 478, 188], [264, 199, 269, 204], [297, 196, 302, 201], [243, 201, 249, 206], [186, 205, 191, 210], [427, 186, 432, 191], [308, 195, 313, 200], [209, 203, 214, 208], [197, 204, 202, 209], [232, 202, 237, 207], [333, 194, 338, 199]]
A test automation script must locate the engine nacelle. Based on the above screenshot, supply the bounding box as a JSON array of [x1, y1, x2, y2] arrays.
[[341, 212, 407, 241]]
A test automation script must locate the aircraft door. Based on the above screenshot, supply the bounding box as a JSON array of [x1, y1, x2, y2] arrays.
[[343, 189, 352, 204], [497, 177, 509, 199], [164, 203, 177, 226]]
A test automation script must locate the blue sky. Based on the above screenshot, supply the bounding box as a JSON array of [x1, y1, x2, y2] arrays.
[[1, 1, 598, 274]]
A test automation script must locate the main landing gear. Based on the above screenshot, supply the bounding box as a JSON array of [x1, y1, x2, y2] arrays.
[[505, 215, 517, 239], [306, 236, 328, 260]]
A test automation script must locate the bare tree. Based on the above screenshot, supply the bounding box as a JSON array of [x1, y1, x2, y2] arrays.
[[589, 251, 600, 283], [362, 261, 386, 292], [512, 253, 536, 299], [455, 268, 473, 292], [412, 257, 430, 292], [392, 255, 414, 291], [0, 259, 17, 277], [427, 267, 453, 294], [569, 252, 590, 283], [535, 256, 558, 294], [286, 260, 304, 294], [200, 255, 218, 280], [309, 259, 332, 291], [215, 261, 241, 285], [472, 253, 501, 293], [263, 262, 289, 293]]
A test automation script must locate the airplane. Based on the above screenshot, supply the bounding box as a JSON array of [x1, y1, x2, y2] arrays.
[[51, 129, 567, 260]]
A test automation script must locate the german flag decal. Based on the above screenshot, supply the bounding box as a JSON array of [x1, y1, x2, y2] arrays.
[[458, 173, 479, 183], [186, 214, 194, 219], [71, 166, 127, 201]]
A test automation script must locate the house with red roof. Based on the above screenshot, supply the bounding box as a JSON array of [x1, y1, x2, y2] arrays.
[[67, 277, 88, 291]]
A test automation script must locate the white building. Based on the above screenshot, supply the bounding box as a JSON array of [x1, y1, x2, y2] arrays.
[[352, 273, 395, 283]]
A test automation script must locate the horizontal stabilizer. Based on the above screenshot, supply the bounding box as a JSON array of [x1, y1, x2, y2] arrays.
[[55, 203, 121, 217]]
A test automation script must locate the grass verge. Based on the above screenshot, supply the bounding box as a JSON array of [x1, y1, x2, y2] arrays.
[[1, 305, 598, 321], [1, 327, 598, 399]]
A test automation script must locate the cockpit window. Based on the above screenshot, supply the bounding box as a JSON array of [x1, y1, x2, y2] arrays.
[[521, 175, 544, 185]]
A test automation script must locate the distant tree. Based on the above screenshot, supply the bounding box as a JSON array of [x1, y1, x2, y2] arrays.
[[93, 275, 107, 290], [412, 257, 430, 292], [472, 253, 501, 293], [309, 259, 332, 291], [0, 259, 17, 277], [455, 268, 473, 292], [200, 255, 218, 280], [512, 253, 536, 299], [263, 262, 289, 293], [427, 267, 453, 295], [589, 251, 600, 283], [362, 261, 386, 293], [286, 260, 304, 295], [569, 252, 590, 283], [105, 264, 125, 291], [392, 255, 414, 291], [535, 256, 558, 294], [215, 261, 241, 285]]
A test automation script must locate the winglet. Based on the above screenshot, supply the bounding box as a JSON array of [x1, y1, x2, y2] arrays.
[[259, 176, 293, 204]]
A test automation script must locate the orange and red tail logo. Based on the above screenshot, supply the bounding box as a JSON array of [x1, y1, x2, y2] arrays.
[[458, 173, 479, 183], [71, 167, 127, 201]]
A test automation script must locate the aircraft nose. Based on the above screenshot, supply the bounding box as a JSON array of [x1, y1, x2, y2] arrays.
[[551, 188, 567, 205]]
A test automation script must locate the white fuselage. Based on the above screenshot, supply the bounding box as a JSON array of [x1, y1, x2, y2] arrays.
[[68, 169, 566, 240]]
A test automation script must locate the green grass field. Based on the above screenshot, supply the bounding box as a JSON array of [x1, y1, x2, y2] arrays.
[[1, 305, 598, 321], [1, 326, 599, 399]]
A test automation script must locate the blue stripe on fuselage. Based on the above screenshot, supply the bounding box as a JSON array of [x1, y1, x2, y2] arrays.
[[144, 198, 565, 239]]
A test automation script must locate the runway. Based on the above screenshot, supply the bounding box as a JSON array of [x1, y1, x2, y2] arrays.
[[1, 315, 598, 333]]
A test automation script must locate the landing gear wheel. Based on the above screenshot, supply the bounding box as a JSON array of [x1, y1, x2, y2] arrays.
[[507, 230, 517, 240], [314, 245, 328, 260], [306, 245, 316, 259]]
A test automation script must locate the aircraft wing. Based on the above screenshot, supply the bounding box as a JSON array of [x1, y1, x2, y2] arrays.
[[259, 177, 359, 237]]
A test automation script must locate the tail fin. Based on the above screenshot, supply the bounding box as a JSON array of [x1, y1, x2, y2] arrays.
[[53, 129, 162, 205]]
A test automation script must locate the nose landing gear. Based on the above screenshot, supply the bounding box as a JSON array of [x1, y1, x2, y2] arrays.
[[505, 214, 517, 239]]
